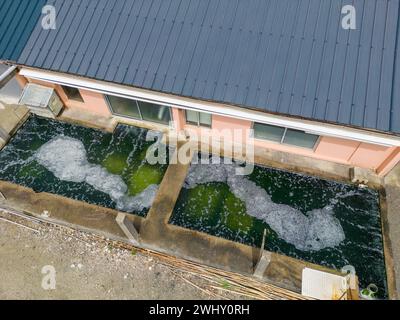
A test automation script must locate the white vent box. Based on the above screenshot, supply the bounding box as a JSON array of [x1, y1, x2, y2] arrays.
[[19, 83, 64, 118]]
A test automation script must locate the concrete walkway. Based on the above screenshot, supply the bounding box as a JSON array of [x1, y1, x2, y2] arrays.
[[384, 163, 400, 299], [0, 103, 29, 149], [0, 106, 396, 298], [0, 152, 346, 295]]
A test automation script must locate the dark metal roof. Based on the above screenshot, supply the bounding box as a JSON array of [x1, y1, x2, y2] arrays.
[[0, 0, 45, 61], [2, 0, 400, 134]]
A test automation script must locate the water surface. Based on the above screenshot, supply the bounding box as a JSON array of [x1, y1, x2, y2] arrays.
[[170, 156, 387, 297], [0, 116, 169, 217]]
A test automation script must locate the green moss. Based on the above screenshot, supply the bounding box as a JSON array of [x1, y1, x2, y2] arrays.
[[128, 164, 164, 195]]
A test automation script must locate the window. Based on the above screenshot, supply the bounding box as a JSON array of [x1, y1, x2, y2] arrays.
[[137, 100, 171, 124], [283, 129, 320, 149], [253, 122, 319, 149], [185, 110, 212, 127], [106, 95, 171, 125], [61, 85, 84, 102], [253, 123, 285, 142], [106, 95, 140, 119]]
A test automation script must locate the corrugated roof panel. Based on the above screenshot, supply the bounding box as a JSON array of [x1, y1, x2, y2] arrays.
[[40, 0, 82, 69], [136, 0, 175, 84], [67, 0, 108, 74], [112, 0, 153, 84], [0, 0, 45, 61], [254, 0, 292, 111], [377, 0, 399, 131], [2, 0, 400, 135], [134, 0, 181, 87], [181, 0, 223, 98], [233, 0, 270, 106], [124, 0, 170, 85], [158, 1, 198, 92], [1, 0, 35, 59], [244, 0, 277, 109], [76, 1, 116, 76], [204, 1, 241, 100], [391, 22, 400, 133], [102, 0, 146, 82], [276, 0, 304, 103], [85, 0, 128, 78], [364, 1, 388, 129], [50, 0, 91, 71], [352, 0, 379, 128]]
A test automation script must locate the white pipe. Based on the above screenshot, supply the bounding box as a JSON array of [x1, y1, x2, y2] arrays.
[[0, 65, 17, 85], [19, 68, 400, 147]]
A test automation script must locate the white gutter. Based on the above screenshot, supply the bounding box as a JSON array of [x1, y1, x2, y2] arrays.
[[19, 67, 400, 147], [0, 65, 17, 87]]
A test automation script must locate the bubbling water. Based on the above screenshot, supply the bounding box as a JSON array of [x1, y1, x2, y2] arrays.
[[34, 136, 158, 212], [184, 160, 345, 251]]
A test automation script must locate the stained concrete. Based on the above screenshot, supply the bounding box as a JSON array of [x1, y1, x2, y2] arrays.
[[0, 164, 341, 295], [0, 180, 143, 241], [0, 103, 29, 149], [58, 104, 387, 188], [59, 107, 172, 135], [384, 163, 400, 299], [0, 106, 396, 298], [58, 107, 115, 132]]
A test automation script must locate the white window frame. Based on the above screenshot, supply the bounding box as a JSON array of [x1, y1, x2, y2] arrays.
[[252, 122, 321, 150], [185, 110, 212, 128], [105, 94, 172, 126]]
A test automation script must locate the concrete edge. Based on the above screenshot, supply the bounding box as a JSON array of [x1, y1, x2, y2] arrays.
[[379, 190, 399, 300]]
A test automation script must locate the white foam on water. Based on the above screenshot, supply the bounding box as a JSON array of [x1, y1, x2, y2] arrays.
[[185, 161, 345, 251], [34, 136, 158, 212]]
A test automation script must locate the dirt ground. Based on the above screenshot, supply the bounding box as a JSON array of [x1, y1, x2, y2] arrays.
[[0, 210, 239, 300]]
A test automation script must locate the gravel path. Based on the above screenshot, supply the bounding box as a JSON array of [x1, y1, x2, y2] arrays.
[[0, 210, 236, 300]]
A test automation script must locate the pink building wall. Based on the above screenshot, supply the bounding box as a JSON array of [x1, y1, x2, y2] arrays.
[[20, 77, 400, 176], [27, 78, 111, 116], [174, 109, 400, 175]]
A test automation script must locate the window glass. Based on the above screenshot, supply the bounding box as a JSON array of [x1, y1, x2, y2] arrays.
[[62, 85, 84, 102], [283, 129, 319, 149], [253, 123, 285, 142], [137, 100, 171, 125], [199, 112, 212, 127], [106, 95, 140, 119], [186, 110, 212, 127], [185, 110, 199, 125]]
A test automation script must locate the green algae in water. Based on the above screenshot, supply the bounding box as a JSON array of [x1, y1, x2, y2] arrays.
[[128, 163, 166, 195], [0, 116, 169, 217], [170, 162, 387, 298], [102, 152, 128, 175]]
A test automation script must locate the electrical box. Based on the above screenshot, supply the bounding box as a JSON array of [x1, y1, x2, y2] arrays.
[[19, 83, 64, 118]]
